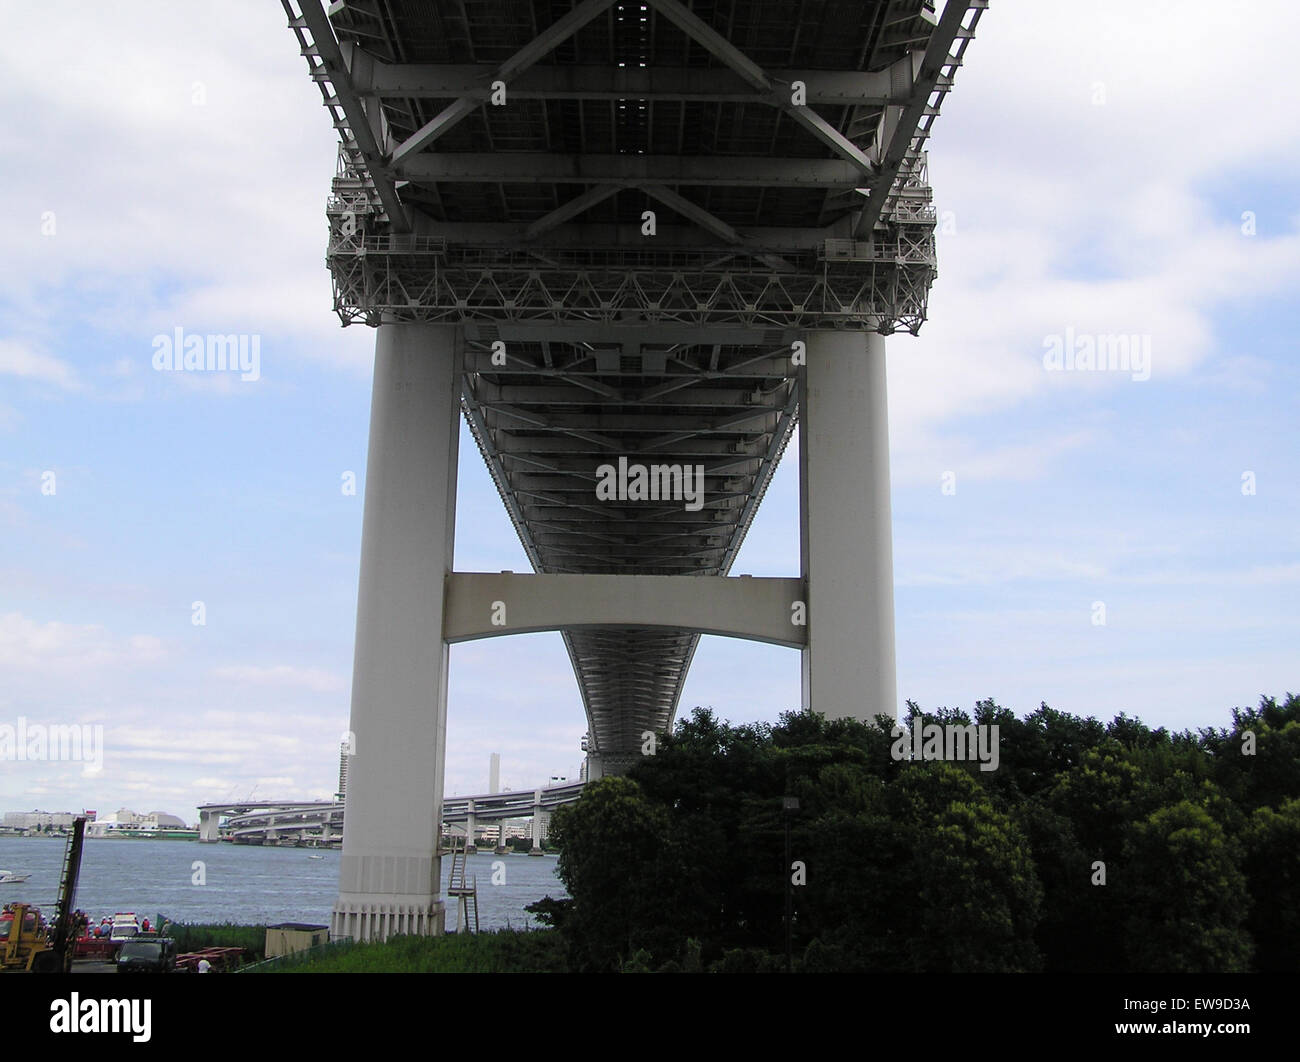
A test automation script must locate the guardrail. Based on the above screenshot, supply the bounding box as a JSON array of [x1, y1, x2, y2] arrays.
[[237, 937, 357, 973]]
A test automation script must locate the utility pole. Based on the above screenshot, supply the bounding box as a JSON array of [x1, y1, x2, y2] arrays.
[[783, 796, 799, 973]]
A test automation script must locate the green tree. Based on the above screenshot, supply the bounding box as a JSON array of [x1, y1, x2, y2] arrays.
[[545, 775, 708, 971], [1120, 801, 1252, 972], [885, 763, 1041, 971], [541, 699, 1289, 973], [1203, 695, 1300, 812], [1011, 797, 1095, 970], [1242, 798, 1300, 971], [1047, 745, 1161, 861], [552, 710, 1045, 971]]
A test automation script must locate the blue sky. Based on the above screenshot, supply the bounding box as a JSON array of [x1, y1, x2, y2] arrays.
[[1, 1, 1296, 822]]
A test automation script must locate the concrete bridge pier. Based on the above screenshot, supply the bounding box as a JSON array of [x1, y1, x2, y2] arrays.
[[494, 819, 509, 855], [198, 809, 222, 843], [465, 800, 478, 854], [529, 790, 545, 856], [799, 331, 898, 723], [332, 321, 463, 942]]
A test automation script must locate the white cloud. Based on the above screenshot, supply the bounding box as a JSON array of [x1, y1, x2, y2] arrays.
[[893, 428, 1096, 488], [210, 664, 346, 693], [0, 1, 369, 368], [0, 612, 164, 670], [886, 0, 1300, 472], [899, 555, 1107, 589], [0, 339, 78, 388]]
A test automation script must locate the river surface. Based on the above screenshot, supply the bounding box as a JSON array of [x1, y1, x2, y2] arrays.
[[0, 837, 565, 931]]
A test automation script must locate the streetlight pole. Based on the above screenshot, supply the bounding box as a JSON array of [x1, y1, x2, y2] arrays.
[[783, 796, 799, 973]]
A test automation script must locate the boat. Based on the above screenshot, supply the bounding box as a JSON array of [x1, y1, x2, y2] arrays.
[[307, 854, 324, 860], [0, 870, 30, 884]]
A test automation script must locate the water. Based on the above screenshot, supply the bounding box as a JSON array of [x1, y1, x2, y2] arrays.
[[0, 838, 566, 931]]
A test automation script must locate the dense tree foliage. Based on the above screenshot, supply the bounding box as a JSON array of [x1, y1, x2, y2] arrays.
[[532, 693, 1299, 972]]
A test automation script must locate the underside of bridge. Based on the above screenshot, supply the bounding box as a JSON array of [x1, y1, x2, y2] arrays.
[[285, 0, 983, 939]]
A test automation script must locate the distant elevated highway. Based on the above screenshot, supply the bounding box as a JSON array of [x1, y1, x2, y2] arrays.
[[197, 780, 585, 848]]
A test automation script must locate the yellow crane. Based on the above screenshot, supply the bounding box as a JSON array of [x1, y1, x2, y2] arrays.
[[0, 815, 87, 973]]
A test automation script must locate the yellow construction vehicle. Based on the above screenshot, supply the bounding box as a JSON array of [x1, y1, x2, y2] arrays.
[[0, 902, 54, 971], [0, 815, 87, 974]]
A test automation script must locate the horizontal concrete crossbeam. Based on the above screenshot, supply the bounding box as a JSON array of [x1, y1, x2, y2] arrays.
[[444, 572, 806, 649]]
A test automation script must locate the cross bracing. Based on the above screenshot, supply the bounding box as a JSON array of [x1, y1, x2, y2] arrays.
[[287, 0, 982, 769]]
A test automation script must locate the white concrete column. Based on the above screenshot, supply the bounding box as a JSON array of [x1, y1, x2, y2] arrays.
[[529, 790, 545, 855], [465, 800, 478, 854], [198, 809, 221, 843], [798, 330, 897, 722], [332, 321, 462, 942], [494, 819, 509, 855]]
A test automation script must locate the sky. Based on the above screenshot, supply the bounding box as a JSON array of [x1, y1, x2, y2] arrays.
[[1, 1, 1296, 823]]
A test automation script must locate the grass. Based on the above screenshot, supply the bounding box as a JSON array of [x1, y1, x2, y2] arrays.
[[161, 922, 268, 960], [259, 929, 568, 973]]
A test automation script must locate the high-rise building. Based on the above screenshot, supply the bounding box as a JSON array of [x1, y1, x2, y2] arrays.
[[337, 741, 350, 802], [2, 810, 76, 830]]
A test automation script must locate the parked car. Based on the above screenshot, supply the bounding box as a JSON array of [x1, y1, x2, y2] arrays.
[[116, 936, 177, 973]]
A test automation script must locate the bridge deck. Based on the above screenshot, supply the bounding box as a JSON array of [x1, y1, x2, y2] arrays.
[[288, 0, 982, 768]]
